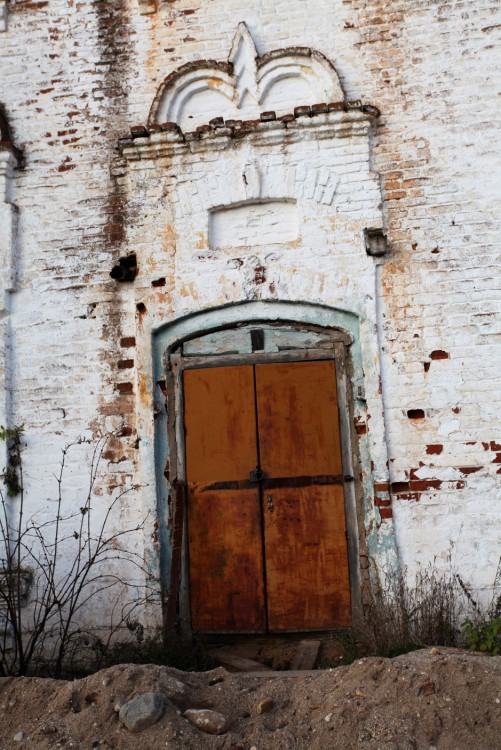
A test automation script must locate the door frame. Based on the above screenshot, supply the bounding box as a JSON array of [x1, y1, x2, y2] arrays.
[[164, 321, 364, 636]]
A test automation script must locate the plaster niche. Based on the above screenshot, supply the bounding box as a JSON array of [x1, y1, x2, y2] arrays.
[[149, 22, 344, 130], [210, 200, 299, 252]]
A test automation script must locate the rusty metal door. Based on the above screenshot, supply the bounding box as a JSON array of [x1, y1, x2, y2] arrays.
[[183, 359, 351, 632]]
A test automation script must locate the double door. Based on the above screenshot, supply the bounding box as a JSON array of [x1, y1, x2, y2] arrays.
[[183, 359, 351, 632]]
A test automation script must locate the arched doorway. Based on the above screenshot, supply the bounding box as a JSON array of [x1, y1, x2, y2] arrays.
[[160, 316, 365, 634]]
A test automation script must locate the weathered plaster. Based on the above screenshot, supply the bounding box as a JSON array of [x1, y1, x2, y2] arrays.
[[0, 0, 499, 635]]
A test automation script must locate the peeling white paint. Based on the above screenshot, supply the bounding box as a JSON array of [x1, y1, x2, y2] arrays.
[[0, 0, 499, 635]]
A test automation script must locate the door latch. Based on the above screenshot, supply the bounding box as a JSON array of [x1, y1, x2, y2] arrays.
[[249, 467, 264, 482], [267, 495, 274, 512]]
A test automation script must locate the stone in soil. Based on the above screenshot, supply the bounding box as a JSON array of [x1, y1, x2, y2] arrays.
[[257, 698, 275, 714], [184, 708, 230, 734], [118, 692, 165, 733]]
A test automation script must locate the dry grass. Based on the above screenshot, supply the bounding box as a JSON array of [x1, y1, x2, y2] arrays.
[[362, 565, 464, 657]]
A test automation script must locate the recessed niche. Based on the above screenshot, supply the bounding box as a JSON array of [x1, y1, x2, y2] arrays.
[[209, 200, 299, 251]]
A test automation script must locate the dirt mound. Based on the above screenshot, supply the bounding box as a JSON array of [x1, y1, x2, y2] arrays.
[[0, 649, 500, 749]]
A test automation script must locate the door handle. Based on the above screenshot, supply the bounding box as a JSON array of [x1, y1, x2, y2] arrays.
[[267, 495, 274, 512], [249, 467, 264, 482]]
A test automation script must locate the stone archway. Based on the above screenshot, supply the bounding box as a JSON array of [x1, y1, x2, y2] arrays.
[[150, 302, 395, 634]]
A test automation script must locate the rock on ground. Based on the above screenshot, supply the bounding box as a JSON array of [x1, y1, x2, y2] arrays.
[[184, 708, 229, 734], [0, 650, 499, 749], [118, 692, 165, 732]]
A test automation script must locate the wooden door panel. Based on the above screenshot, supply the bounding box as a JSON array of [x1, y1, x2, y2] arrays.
[[264, 485, 351, 630], [188, 489, 266, 631], [256, 360, 351, 630], [184, 365, 257, 482], [255, 360, 343, 478], [184, 365, 266, 632]]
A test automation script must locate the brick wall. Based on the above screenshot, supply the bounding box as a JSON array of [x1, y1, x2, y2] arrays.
[[0, 0, 499, 630]]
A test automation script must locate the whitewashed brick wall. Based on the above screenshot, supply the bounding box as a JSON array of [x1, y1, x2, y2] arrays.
[[0, 0, 499, 632]]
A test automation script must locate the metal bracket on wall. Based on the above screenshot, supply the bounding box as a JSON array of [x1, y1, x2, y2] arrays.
[[364, 227, 388, 257]]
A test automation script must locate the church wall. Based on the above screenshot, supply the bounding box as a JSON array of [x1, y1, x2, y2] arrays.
[[0, 0, 499, 631]]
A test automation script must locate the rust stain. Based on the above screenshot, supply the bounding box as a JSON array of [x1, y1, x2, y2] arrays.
[[195, 231, 206, 250], [138, 372, 150, 406]]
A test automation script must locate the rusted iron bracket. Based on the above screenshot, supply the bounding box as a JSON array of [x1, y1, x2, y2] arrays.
[[364, 227, 388, 257]]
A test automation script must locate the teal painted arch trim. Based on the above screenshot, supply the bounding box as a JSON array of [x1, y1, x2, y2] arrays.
[[152, 300, 366, 590]]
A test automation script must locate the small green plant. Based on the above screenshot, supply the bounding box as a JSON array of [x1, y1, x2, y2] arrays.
[[462, 617, 501, 655], [458, 558, 501, 656]]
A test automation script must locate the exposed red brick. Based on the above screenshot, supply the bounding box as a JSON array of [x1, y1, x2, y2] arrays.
[[490, 440, 501, 451], [120, 336, 136, 348], [374, 482, 390, 492], [410, 479, 442, 491], [391, 481, 410, 493], [426, 444, 443, 455], [117, 359, 134, 369], [407, 409, 425, 420], [378, 507, 393, 520], [117, 382, 133, 394], [254, 266, 266, 284], [355, 423, 367, 435], [152, 277, 166, 287], [430, 350, 449, 360], [375, 497, 391, 507]]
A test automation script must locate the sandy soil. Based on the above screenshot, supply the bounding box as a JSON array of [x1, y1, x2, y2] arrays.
[[0, 648, 500, 750]]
